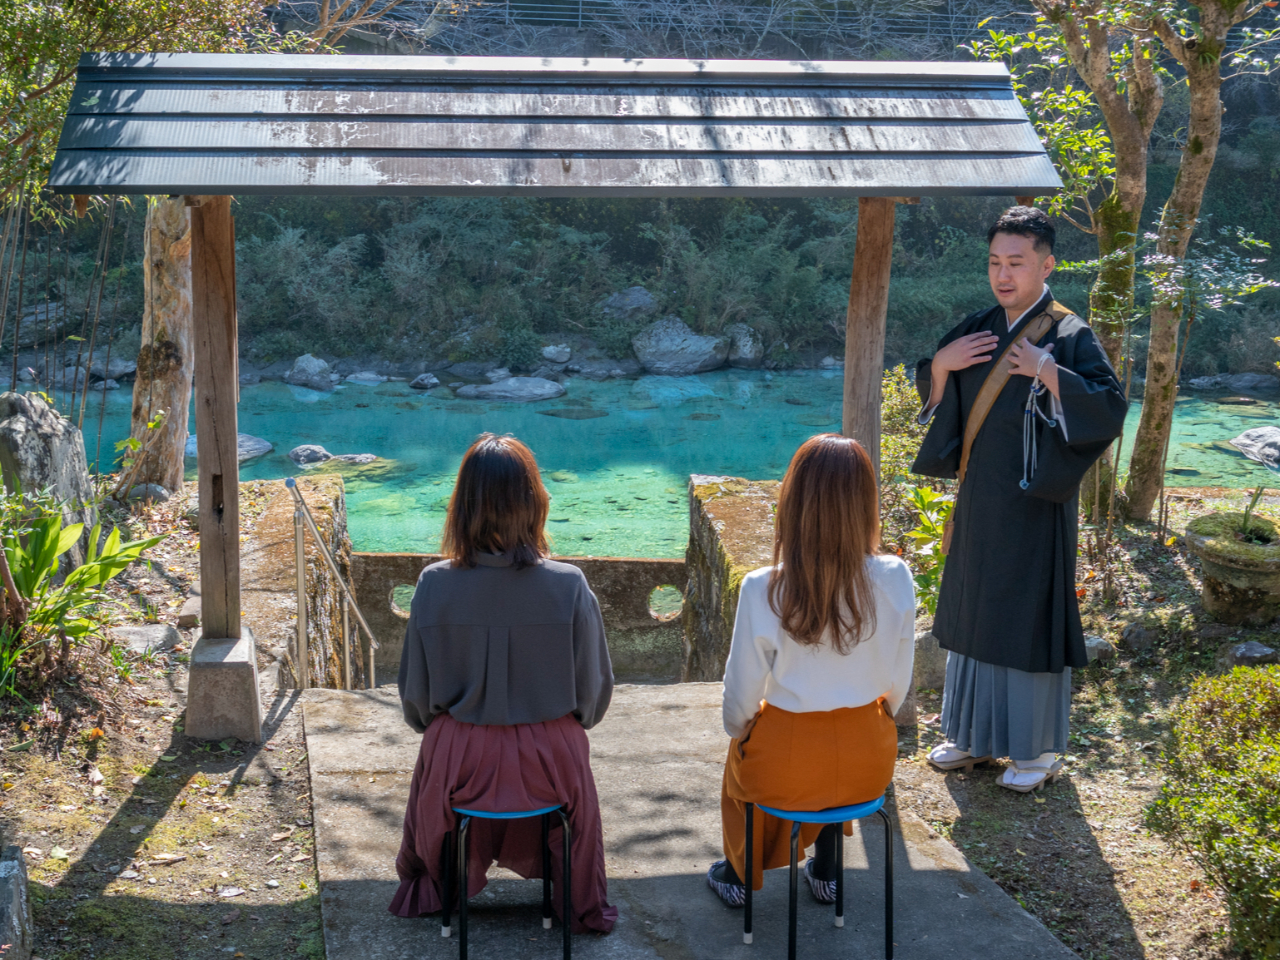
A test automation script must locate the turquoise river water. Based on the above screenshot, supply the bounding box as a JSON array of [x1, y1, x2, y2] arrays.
[[60, 371, 1276, 558]]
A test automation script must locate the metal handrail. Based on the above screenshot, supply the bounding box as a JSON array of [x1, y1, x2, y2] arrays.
[[286, 477, 379, 691]]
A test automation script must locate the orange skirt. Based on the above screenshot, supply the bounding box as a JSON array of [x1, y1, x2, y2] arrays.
[[721, 699, 897, 891]]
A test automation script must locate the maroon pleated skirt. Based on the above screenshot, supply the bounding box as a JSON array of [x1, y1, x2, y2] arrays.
[[389, 712, 617, 934]]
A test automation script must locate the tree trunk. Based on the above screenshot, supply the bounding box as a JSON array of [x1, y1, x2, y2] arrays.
[[130, 197, 194, 495], [1125, 54, 1225, 521]]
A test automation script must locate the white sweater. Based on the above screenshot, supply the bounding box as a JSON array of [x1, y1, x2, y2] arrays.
[[722, 556, 917, 739]]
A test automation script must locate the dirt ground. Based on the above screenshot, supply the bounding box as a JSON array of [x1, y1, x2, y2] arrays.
[[893, 487, 1273, 960], [0, 485, 1271, 960], [0, 486, 323, 960]]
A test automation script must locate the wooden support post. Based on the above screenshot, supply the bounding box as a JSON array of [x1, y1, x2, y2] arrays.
[[190, 195, 241, 640], [841, 196, 897, 482]]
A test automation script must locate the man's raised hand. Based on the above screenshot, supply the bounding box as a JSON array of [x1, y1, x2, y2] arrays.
[[934, 332, 1000, 375]]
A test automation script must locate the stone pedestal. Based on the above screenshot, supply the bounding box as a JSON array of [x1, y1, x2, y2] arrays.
[[186, 626, 263, 743], [0, 844, 33, 960]]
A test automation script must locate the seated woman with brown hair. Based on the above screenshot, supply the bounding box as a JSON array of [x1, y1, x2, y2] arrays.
[[708, 433, 916, 906], [389, 433, 617, 934]]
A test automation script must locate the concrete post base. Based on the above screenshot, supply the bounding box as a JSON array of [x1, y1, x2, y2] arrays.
[[186, 626, 263, 744], [0, 844, 33, 960]]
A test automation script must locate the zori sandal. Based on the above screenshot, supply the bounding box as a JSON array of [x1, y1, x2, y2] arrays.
[[926, 742, 994, 773], [998, 758, 1065, 793]]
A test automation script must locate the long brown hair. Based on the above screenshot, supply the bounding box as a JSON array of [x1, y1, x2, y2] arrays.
[[441, 433, 550, 569], [767, 434, 880, 653]]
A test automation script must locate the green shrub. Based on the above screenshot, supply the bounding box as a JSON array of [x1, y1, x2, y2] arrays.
[[1146, 666, 1280, 958]]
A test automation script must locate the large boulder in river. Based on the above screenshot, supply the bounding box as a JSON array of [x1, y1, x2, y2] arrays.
[[726, 323, 764, 368], [1229, 426, 1280, 470], [454, 377, 566, 402], [0, 391, 96, 560], [601, 286, 659, 322], [289, 444, 333, 465], [1187, 372, 1280, 396], [285, 354, 333, 392], [89, 356, 137, 380], [184, 433, 274, 463], [632, 316, 729, 376], [542, 344, 572, 363]]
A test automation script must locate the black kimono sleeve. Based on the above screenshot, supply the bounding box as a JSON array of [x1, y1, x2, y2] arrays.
[[910, 307, 995, 480], [1021, 320, 1128, 503]]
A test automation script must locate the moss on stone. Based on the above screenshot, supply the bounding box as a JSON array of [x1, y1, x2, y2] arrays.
[[1185, 511, 1280, 567]]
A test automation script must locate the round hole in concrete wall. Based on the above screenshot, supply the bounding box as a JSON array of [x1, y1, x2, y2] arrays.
[[390, 583, 417, 620], [648, 584, 684, 622]]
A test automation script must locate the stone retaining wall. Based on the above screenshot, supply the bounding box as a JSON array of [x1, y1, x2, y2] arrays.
[[351, 553, 688, 684]]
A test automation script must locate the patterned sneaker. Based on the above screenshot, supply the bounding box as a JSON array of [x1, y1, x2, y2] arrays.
[[706, 860, 746, 908], [804, 859, 837, 904]]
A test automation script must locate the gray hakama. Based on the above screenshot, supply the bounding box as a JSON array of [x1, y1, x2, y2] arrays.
[[939, 651, 1071, 761]]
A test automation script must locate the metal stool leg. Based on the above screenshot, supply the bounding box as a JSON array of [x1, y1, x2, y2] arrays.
[[835, 821, 845, 928], [880, 809, 894, 960], [542, 812, 552, 929], [441, 828, 453, 937], [563, 811, 574, 960], [788, 821, 800, 960], [458, 816, 471, 960], [744, 802, 754, 944]]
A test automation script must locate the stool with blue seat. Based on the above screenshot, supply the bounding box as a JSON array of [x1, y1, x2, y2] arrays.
[[743, 794, 893, 960], [440, 803, 572, 960]]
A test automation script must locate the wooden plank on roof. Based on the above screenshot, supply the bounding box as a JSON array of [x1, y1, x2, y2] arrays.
[[59, 118, 1043, 156], [48, 151, 1062, 197], [66, 85, 1028, 122]]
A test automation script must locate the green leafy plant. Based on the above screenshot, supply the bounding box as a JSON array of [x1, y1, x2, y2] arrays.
[[904, 486, 953, 616], [1146, 666, 1280, 958], [109, 643, 134, 684], [1240, 485, 1270, 542], [0, 488, 165, 688]]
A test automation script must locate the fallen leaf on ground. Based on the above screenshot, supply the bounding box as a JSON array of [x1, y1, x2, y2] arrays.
[[129, 825, 144, 835], [271, 828, 293, 842], [222, 908, 240, 924], [88, 766, 104, 785], [49, 846, 69, 860], [219, 886, 246, 898], [150, 854, 186, 864], [265, 854, 281, 865], [291, 854, 311, 862], [159, 755, 177, 762]]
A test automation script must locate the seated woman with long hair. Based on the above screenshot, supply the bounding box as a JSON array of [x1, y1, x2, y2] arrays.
[[708, 433, 916, 906], [390, 433, 617, 934]]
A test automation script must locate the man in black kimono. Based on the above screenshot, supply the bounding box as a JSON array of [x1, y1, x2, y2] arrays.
[[911, 206, 1127, 792]]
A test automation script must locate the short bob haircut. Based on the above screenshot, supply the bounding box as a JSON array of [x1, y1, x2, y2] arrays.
[[768, 434, 880, 653], [441, 433, 550, 569], [987, 205, 1055, 255]]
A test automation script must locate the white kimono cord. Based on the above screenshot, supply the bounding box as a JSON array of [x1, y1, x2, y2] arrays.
[[1021, 353, 1059, 490]]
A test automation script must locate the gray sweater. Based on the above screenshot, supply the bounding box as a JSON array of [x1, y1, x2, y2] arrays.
[[397, 552, 614, 733]]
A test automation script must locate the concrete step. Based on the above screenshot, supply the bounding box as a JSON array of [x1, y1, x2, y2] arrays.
[[301, 684, 1076, 960]]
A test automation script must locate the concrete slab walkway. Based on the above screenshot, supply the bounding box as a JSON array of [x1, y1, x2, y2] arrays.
[[302, 684, 1077, 960]]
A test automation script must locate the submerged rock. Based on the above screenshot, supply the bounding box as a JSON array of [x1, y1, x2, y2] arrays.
[[601, 286, 659, 322], [185, 433, 274, 462], [632, 316, 729, 376], [630, 375, 717, 406], [333, 453, 378, 465], [345, 371, 387, 384], [542, 344, 572, 363], [1228, 426, 1280, 470], [454, 377, 565, 402], [726, 323, 764, 369], [285, 354, 333, 392], [1187, 372, 1280, 396], [409, 373, 440, 390]]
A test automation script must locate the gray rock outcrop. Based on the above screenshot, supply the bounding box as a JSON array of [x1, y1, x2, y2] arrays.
[[113, 624, 182, 656], [542, 344, 572, 363], [1187, 372, 1280, 396], [454, 377, 566, 402], [1085, 634, 1117, 662], [484, 366, 512, 383], [632, 316, 729, 376], [726, 323, 764, 368], [447, 360, 498, 379], [89, 357, 137, 380], [285, 354, 334, 392], [409, 373, 440, 390], [0, 392, 96, 547], [1217, 639, 1279, 670], [289, 444, 333, 465], [124, 483, 169, 503], [1228, 426, 1280, 470], [566, 358, 642, 381], [89, 378, 119, 392], [184, 433, 274, 463], [601, 286, 659, 322]]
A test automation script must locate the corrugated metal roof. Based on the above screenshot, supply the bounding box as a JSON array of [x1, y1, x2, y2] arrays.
[[49, 53, 1061, 197]]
